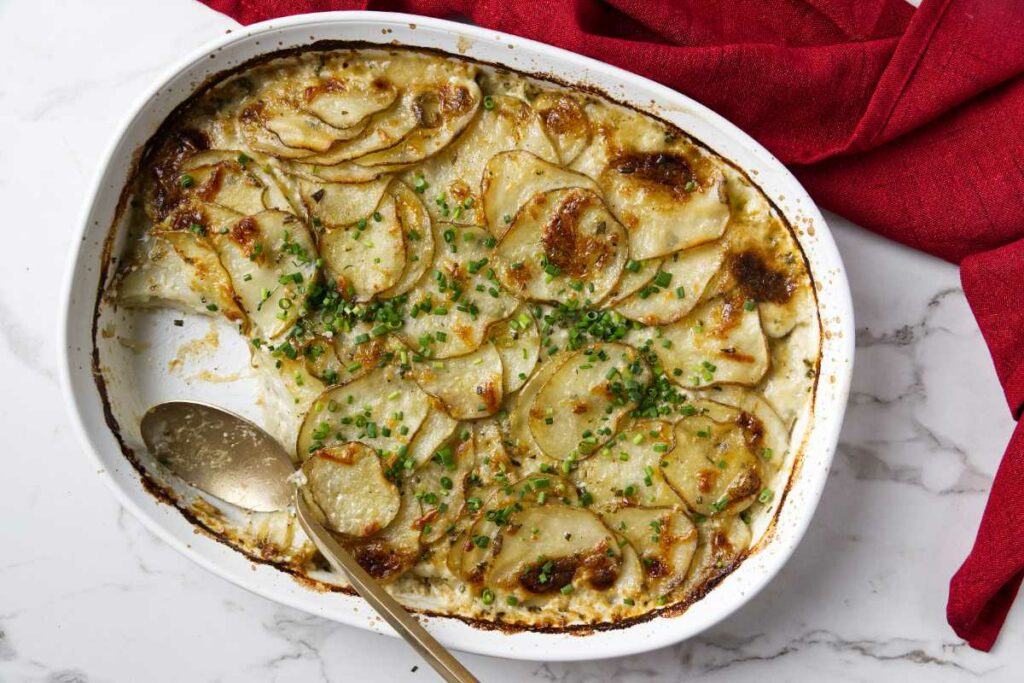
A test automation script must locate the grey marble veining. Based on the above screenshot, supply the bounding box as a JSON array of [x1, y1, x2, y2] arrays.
[[0, 0, 1021, 681]]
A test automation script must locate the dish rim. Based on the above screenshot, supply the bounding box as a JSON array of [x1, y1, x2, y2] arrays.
[[59, 10, 855, 661]]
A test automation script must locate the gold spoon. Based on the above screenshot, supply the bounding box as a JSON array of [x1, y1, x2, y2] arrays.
[[141, 401, 479, 683]]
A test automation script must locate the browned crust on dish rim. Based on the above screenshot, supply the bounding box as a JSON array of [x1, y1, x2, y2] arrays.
[[88, 39, 823, 636]]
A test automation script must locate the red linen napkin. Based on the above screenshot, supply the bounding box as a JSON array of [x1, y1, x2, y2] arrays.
[[199, 0, 1024, 651]]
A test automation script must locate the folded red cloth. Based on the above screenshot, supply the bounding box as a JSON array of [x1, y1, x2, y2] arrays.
[[200, 0, 1024, 650]]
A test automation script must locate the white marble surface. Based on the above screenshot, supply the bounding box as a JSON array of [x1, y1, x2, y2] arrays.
[[1, 0, 1022, 680]]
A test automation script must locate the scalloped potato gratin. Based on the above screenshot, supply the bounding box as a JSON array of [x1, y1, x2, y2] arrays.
[[103, 46, 820, 631]]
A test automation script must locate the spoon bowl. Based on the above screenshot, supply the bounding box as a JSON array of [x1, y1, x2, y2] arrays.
[[140, 401, 293, 512]]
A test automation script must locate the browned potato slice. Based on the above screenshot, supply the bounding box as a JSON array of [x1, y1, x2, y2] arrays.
[[486, 504, 621, 594], [534, 90, 591, 165], [652, 295, 769, 388], [703, 387, 789, 474], [528, 343, 648, 461], [412, 97, 558, 228], [447, 473, 577, 582], [297, 96, 420, 165], [348, 484, 424, 582], [572, 105, 730, 259], [301, 442, 400, 537], [355, 78, 482, 167], [302, 76, 398, 130], [663, 415, 763, 516], [493, 188, 628, 304], [117, 230, 246, 327], [481, 150, 597, 238], [207, 209, 318, 339], [265, 112, 367, 153], [181, 150, 293, 213], [684, 514, 751, 591], [601, 506, 697, 594]]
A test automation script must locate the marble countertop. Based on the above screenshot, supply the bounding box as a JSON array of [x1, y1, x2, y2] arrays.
[[1, 0, 1021, 680]]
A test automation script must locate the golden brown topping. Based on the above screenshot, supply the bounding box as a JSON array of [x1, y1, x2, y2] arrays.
[[148, 129, 209, 220], [229, 216, 258, 247], [736, 411, 765, 451], [730, 250, 795, 304], [353, 542, 404, 579], [439, 83, 474, 115], [611, 151, 694, 194], [541, 190, 618, 278], [539, 96, 587, 136]]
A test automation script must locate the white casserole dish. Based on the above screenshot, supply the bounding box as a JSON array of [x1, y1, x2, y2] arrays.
[[60, 11, 854, 661]]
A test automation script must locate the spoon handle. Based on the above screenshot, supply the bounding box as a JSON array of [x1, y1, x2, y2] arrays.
[[293, 491, 479, 683]]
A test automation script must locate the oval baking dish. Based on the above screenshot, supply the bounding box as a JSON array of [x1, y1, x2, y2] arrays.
[[60, 11, 854, 661]]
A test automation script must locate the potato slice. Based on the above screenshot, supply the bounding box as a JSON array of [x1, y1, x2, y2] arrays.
[[534, 90, 591, 165], [301, 331, 395, 386], [300, 442, 400, 537], [572, 106, 730, 259], [663, 415, 763, 516], [296, 366, 430, 460], [603, 257, 662, 306], [601, 506, 697, 594], [407, 433, 476, 543], [379, 181, 434, 298], [404, 405, 460, 470], [448, 473, 576, 581], [117, 231, 245, 326], [349, 484, 423, 582], [494, 188, 628, 304], [318, 190, 406, 301], [238, 97, 368, 159], [303, 76, 399, 130], [401, 223, 519, 358], [759, 283, 815, 338], [238, 100, 319, 160], [486, 504, 621, 594], [481, 150, 598, 238], [573, 420, 682, 509], [465, 420, 522, 508], [299, 175, 392, 228], [355, 77, 482, 167], [280, 159, 393, 184], [181, 163, 266, 215], [208, 210, 317, 338], [684, 514, 751, 591], [508, 355, 568, 456], [297, 96, 421, 165], [265, 111, 366, 153], [181, 150, 293, 213], [412, 343, 504, 419], [486, 306, 540, 394], [615, 242, 725, 325], [528, 343, 648, 461], [652, 295, 769, 388], [703, 387, 789, 473], [411, 96, 558, 228]]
